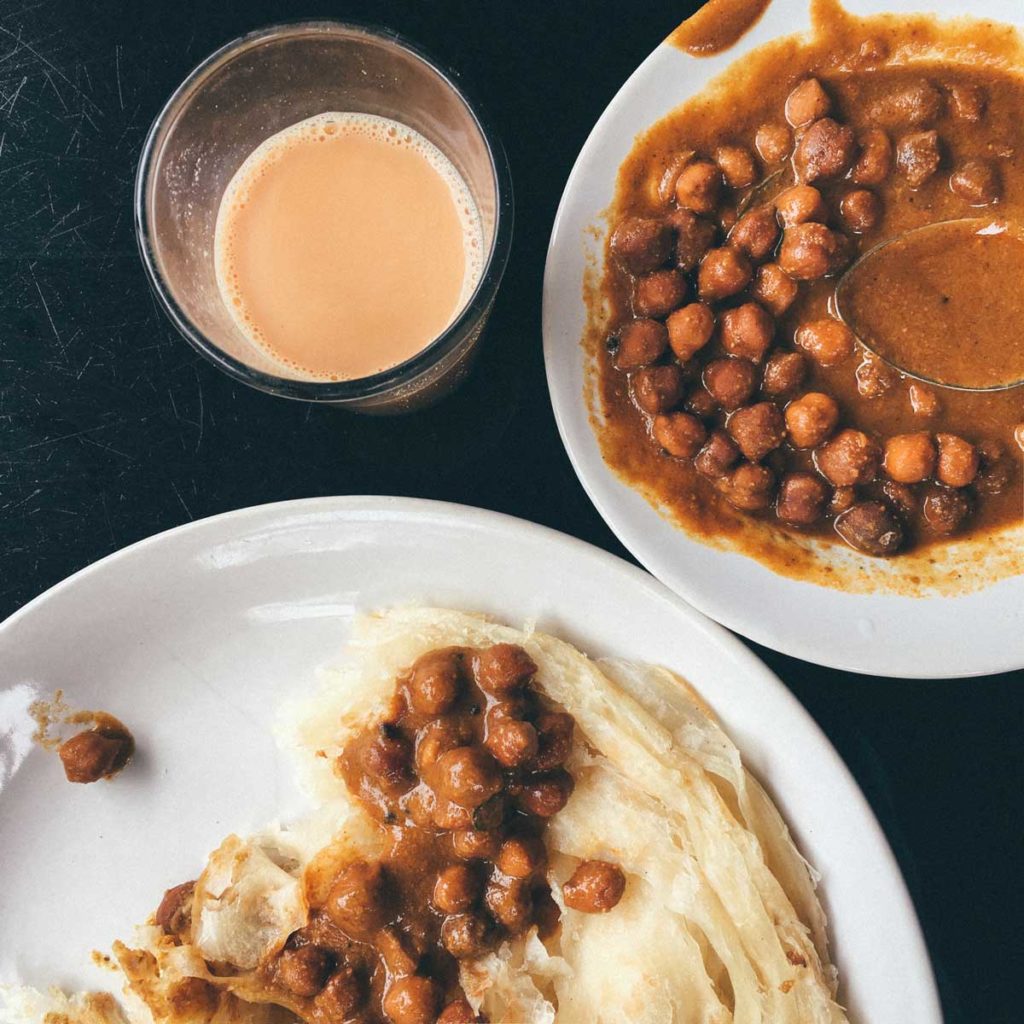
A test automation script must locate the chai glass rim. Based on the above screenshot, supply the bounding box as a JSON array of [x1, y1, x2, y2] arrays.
[[134, 19, 514, 403]]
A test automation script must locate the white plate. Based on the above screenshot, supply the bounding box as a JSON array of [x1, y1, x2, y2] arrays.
[[542, 0, 1024, 678], [0, 497, 938, 1020]]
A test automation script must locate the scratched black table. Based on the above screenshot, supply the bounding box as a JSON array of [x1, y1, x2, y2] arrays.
[[1, 1, 1020, 1019]]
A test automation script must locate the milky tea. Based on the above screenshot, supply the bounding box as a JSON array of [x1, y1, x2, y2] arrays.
[[215, 113, 484, 381]]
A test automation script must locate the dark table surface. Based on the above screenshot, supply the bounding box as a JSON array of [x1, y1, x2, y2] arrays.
[[1, 0, 1020, 1019]]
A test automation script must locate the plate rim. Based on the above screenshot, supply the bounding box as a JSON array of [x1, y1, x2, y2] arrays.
[[0, 494, 941, 1020], [541, 9, 1024, 680]]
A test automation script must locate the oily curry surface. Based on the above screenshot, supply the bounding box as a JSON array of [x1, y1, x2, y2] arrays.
[[591, 0, 1024, 591]]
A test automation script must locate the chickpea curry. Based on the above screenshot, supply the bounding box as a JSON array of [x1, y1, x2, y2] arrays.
[[151, 643, 624, 1024], [592, 0, 1024, 575]]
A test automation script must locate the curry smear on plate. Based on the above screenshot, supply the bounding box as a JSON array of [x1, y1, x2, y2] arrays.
[[669, 0, 773, 57], [586, 0, 1024, 595]]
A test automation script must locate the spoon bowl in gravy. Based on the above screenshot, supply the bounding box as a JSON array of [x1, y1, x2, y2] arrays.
[[835, 218, 1024, 392]]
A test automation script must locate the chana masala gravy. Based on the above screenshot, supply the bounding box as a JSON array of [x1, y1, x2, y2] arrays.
[[151, 643, 623, 1024], [589, 0, 1024, 589]]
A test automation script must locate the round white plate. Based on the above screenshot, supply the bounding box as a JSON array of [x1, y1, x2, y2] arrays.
[[0, 497, 937, 1021], [542, 0, 1024, 678]]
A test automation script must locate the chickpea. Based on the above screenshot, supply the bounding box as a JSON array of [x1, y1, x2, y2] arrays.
[[776, 472, 830, 526], [718, 205, 739, 237], [686, 387, 719, 419], [752, 262, 799, 316], [785, 78, 831, 128], [377, 927, 418, 979], [485, 718, 538, 768], [785, 392, 840, 449], [613, 319, 668, 370], [935, 433, 979, 487], [58, 729, 131, 784], [277, 946, 335, 998], [415, 717, 472, 776], [949, 160, 1000, 206], [729, 205, 780, 261], [794, 318, 855, 366], [762, 351, 807, 397], [727, 402, 786, 462], [475, 643, 537, 695], [633, 269, 688, 318], [407, 648, 464, 716], [531, 711, 575, 771], [703, 357, 759, 411], [433, 799, 473, 835], [610, 216, 672, 274], [949, 82, 986, 121], [313, 967, 364, 1018], [518, 770, 574, 817], [855, 354, 897, 398], [908, 382, 941, 418], [363, 729, 413, 796], [451, 829, 501, 861], [403, 785, 437, 828], [922, 486, 972, 534], [485, 876, 534, 934], [718, 462, 775, 511], [851, 128, 893, 185], [715, 144, 759, 189], [155, 881, 195, 936], [896, 130, 942, 188], [438, 999, 480, 1024], [469, 792, 506, 832], [829, 485, 857, 514], [839, 189, 881, 233], [778, 223, 849, 279], [834, 501, 904, 556], [325, 861, 390, 939], [883, 433, 936, 483], [485, 697, 531, 726], [497, 836, 547, 879], [434, 747, 503, 809], [879, 481, 915, 518], [441, 913, 491, 959], [815, 429, 881, 486], [653, 412, 707, 458], [720, 302, 775, 362], [433, 864, 482, 914], [697, 247, 752, 302], [976, 438, 1013, 495], [436, 795, 476, 830], [383, 977, 441, 1024], [675, 159, 723, 213], [694, 429, 741, 479], [775, 184, 827, 227], [755, 122, 793, 163], [562, 860, 627, 914], [666, 302, 715, 362], [668, 208, 719, 271], [632, 364, 686, 414], [865, 79, 943, 129], [794, 118, 857, 183]]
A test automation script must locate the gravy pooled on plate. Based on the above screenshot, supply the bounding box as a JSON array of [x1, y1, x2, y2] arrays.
[[591, 0, 1024, 578]]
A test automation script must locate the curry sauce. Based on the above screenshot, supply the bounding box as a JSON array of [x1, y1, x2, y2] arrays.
[[590, 0, 1024, 591]]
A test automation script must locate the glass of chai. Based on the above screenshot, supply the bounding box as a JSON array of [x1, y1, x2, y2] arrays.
[[135, 22, 512, 412]]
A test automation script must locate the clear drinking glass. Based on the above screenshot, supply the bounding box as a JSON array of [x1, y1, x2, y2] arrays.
[[135, 21, 513, 412]]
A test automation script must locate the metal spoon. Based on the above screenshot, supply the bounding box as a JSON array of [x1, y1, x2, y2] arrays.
[[833, 217, 1024, 393]]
